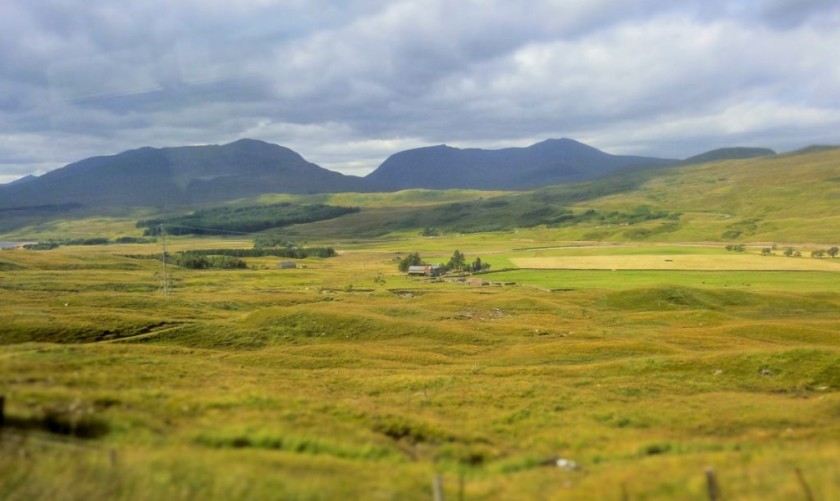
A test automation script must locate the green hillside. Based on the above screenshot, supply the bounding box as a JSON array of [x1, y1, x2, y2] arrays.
[[5, 147, 838, 245], [260, 148, 839, 244], [583, 147, 840, 243]]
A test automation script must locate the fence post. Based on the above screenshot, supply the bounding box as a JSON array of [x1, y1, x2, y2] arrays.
[[432, 474, 445, 501], [705, 467, 720, 501], [794, 468, 815, 501]]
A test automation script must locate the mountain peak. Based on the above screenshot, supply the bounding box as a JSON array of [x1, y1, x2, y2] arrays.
[[0, 140, 370, 209], [227, 138, 271, 147]]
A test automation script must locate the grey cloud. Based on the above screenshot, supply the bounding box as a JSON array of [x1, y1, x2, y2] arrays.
[[758, 0, 840, 28], [1, 0, 839, 181]]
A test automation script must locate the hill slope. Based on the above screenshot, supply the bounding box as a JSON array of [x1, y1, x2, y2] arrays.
[[570, 147, 840, 243], [283, 148, 840, 243], [0, 139, 371, 209], [682, 147, 776, 165], [365, 138, 676, 190]]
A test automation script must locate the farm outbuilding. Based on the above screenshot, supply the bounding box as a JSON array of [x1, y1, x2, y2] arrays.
[[407, 265, 445, 277]]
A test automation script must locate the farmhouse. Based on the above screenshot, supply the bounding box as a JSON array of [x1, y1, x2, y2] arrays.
[[407, 265, 445, 277]]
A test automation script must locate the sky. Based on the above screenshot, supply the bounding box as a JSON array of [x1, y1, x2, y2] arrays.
[[1, 0, 839, 184]]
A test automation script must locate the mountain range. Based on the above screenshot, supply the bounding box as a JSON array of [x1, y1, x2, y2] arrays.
[[366, 138, 678, 190], [0, 138, 778, 209]]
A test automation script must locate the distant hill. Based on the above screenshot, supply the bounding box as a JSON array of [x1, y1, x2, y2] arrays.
[[289, 147, 840, 243], [365, 138, 676, 190], [2, 138, 829, 215], [0, 139, 372, 209], [787, 145, 839, 155], [682, 147, 776, 165]]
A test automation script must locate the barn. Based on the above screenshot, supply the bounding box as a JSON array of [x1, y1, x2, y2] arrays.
[[407, 265, 445, 277]]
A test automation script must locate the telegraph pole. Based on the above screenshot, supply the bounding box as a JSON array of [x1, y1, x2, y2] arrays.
[[160, 224, 169, 295]]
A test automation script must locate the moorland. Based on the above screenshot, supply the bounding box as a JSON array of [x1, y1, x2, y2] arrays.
[[1, 146, 839, 500]]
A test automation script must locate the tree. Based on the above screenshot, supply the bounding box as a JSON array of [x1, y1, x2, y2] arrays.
[[760, 248, 772, 256], [447, 250, 466, 271], [398, 252, 424, 272], [470, 257, 491, 272], [811, 250, 826, 258], [783, 247, 795, 257], [829, 247, 839, 258]]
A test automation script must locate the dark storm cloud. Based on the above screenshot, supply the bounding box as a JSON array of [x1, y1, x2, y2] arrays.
[[1, 0, 838, 183]]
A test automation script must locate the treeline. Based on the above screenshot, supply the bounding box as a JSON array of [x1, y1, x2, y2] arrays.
[[410, 203, 682, 238], [439, 203, 679, 234], [760, 246, 838, 258], [137, 202, 359, 235], [727, 244, 839, 258], [123, 245, 337, 269], [23, 236, 156, 250], [533, 205, 677, 227], [179, 247, 336, 259], [171, 254, 247, 270]]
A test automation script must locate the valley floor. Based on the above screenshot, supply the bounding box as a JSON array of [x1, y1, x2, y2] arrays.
[[1, 236, 839, 500]]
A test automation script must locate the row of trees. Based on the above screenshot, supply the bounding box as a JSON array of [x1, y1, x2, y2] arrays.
[[23, 236, 156, 250], [808, 247, 839, 258], [760, 246, 838, 258], [172, 254, 247, 270], [138, 203, 359, 236], [727, 244, 840, 258], [179, 247, 336, 259], [397, 250, 491, 273]]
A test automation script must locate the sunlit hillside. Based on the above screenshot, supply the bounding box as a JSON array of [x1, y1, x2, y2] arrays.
[[581, 148, 840, 243]]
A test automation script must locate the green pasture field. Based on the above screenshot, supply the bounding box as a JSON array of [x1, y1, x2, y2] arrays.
[[2, 227, 840, 500], [486, 268, 840, 292], [252, 188, 509, 208]]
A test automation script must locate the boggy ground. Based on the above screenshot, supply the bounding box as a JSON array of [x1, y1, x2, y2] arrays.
[[1, 238, 839, 500]]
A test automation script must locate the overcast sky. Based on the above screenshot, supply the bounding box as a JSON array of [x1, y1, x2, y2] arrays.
[[1, 0, 839, 183]]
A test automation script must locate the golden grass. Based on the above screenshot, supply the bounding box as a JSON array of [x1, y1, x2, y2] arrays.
[[2, 231, 840, 499], [512, 254, 840, 271]]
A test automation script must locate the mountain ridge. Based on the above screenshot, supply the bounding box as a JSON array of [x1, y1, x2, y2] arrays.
[[364, 138, 677, 190], [3, 138, 818, 210], [0, 139, 373, 209], [681, 146, 777, 165]]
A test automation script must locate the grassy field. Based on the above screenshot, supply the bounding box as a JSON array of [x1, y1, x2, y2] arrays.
[[510, 254, 840, 272], [2, 222, 840, 500]]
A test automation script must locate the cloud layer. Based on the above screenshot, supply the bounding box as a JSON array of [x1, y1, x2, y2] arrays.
[[1, 0, 839, 182]]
